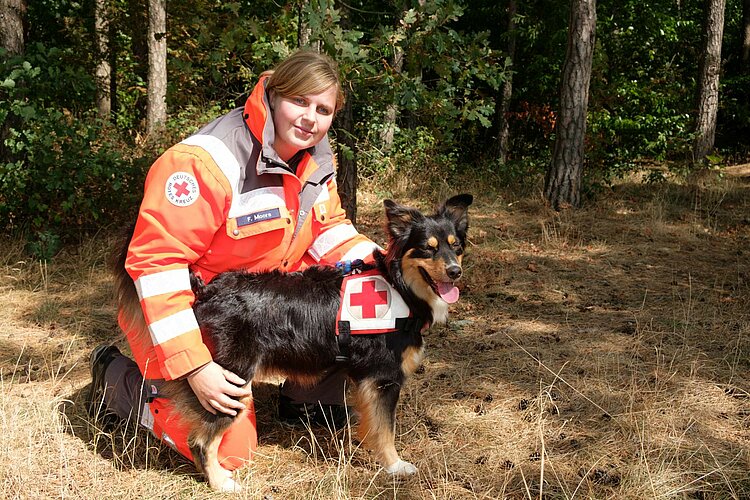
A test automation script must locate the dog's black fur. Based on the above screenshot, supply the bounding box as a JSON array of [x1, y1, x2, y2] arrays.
[[114, 194, 472, 491]]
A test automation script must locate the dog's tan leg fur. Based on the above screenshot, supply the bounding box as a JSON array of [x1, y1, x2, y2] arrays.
[[355, 380, 417, 476], [401, 346, 425, 377], [202, 433, 231, 491], [189, 389, 254, 492]]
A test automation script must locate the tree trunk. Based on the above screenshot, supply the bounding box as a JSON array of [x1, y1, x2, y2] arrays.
[[693, 0, 726, 162], [495, 0, 517, 164], [298, 0, 311, 47], [336, 90, 358, 224], [0, 0, 25, 56], [297, 0, 320, 51], [743, 0, 750, 65], [1, 0, 25, 166], [147, 0, 167, 136], [380, 45, 403, 153], [333, 1, 357, 223], [544, 0, 596, 210], [94, 0, 112, 119]]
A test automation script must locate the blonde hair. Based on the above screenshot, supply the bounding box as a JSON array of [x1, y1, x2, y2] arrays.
[[262, 50, 345, 113]]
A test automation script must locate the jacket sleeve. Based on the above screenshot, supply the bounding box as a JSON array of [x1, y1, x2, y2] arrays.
[[306, 176, 381, 266], [125, 144, 230, 380]]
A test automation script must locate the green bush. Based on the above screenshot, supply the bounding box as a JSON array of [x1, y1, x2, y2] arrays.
[[1, 45, 147, 248]]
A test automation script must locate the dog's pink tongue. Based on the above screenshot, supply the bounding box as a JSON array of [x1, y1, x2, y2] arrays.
[[437, 282, 460, 304]]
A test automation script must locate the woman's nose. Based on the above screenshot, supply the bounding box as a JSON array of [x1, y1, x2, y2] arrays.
[[301, 106, 316, 124]]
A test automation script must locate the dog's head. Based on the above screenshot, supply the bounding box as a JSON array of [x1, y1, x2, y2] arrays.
[[382, 194, 473, 323]]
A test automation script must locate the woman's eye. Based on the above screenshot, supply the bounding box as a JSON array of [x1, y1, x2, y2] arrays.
[[317, 107, 332, 116], [293, 97, 306, 105]]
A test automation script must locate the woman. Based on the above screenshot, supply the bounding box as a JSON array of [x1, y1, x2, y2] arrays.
[[89, 50, 380, 472]]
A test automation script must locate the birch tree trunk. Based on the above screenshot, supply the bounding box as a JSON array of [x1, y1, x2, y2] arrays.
[[693, 0, 726, 162], [94, 0, 112, 119], [147, 0, 167, 136]]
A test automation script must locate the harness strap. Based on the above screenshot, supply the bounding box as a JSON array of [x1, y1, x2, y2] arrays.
[[335, 316, 426, 364], [335, 258, 376, 276], [336, 320, 352, 363]]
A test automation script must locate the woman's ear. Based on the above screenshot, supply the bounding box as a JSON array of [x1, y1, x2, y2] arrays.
[[267, 89, 276, 111]]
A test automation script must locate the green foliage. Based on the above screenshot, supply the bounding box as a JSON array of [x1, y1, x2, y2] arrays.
[[583, 0, 702, 182], [717, 73, 750, 156], [0, 46, 147, 239], [358, 121, 458, 181], [167, 0, 298, 108], [385, 1, 506, 143], [298, 0, 507, 169], [5, 0, 749, 238], [25, 230, 61, 262]]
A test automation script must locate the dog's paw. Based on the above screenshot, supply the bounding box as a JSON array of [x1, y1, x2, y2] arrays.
[[219, 476, 241, 493], [384, 459, 418, 476]]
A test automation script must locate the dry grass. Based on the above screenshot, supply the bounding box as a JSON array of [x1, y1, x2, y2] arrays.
[[2, 177, 750, 499]]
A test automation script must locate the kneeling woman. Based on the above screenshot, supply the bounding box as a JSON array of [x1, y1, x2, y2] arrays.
[[89, 50, 380, 481]]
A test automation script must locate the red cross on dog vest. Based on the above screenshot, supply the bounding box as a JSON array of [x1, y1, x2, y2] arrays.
[[336, 269, 410, 335]]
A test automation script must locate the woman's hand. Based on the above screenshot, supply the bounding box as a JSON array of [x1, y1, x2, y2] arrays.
[[186, 361, 252, 416]]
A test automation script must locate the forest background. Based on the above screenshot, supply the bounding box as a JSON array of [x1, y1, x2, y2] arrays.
[[1, 0, 749, 252], [2, 1, 750, 498]]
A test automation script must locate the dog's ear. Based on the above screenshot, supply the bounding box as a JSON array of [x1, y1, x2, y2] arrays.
[[438, 194, 473, 237], [384, 199, 424, 240]]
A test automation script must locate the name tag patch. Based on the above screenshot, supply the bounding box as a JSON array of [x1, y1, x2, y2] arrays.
[[237, 208, 281, 227]]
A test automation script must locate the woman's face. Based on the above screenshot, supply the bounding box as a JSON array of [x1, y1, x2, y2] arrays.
[[270, 85, 338, 162]]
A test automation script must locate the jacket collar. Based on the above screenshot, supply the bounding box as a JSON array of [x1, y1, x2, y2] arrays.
[[243, 77, 335, 179]]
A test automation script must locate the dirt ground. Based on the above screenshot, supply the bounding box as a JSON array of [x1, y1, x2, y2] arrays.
[[1, 177, 749, 499]]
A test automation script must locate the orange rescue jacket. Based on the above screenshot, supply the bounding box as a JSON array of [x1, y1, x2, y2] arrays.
[[124, 77, 378, 381]]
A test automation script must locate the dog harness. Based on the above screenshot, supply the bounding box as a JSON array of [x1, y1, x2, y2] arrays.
[[334, 261, 423, 363]]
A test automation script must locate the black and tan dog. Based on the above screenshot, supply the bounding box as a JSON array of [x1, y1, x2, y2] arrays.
[[115, 194, 472, 491]]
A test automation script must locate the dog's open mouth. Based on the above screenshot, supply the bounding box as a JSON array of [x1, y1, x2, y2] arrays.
[[419, 267, 460, 304]]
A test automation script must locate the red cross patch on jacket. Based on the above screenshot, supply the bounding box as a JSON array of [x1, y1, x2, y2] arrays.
[[336, 269, 410, 335]]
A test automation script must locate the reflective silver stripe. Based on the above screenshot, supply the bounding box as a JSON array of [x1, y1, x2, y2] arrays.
[[340, 241, 382, 262], [314, 186, 331, 203], [181, 134, 240, 186], [148, 309, 200, 346], [135, 268, 191, 300], [234, 186, 286, 214], [308, 223, 359, 261], [140, 401, 155, 431], [181, 134, 288, 219]]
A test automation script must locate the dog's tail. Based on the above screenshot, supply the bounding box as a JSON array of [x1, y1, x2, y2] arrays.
[[110, 225, 149, 345], [190, 272, 207, 300]]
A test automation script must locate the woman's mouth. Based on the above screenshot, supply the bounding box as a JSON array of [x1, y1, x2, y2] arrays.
[[295, 125, 313, 137]]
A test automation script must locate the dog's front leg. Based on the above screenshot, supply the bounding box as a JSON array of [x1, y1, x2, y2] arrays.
[[355, 378, 417, 476]]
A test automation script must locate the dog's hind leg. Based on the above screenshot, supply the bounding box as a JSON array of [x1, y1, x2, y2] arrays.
[[355, 378, 417, 476], [189, 424, 239, 492], [189, 389, 254, 492]]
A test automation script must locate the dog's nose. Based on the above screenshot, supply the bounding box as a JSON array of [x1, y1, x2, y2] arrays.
[[446, 265, 462, 280]]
